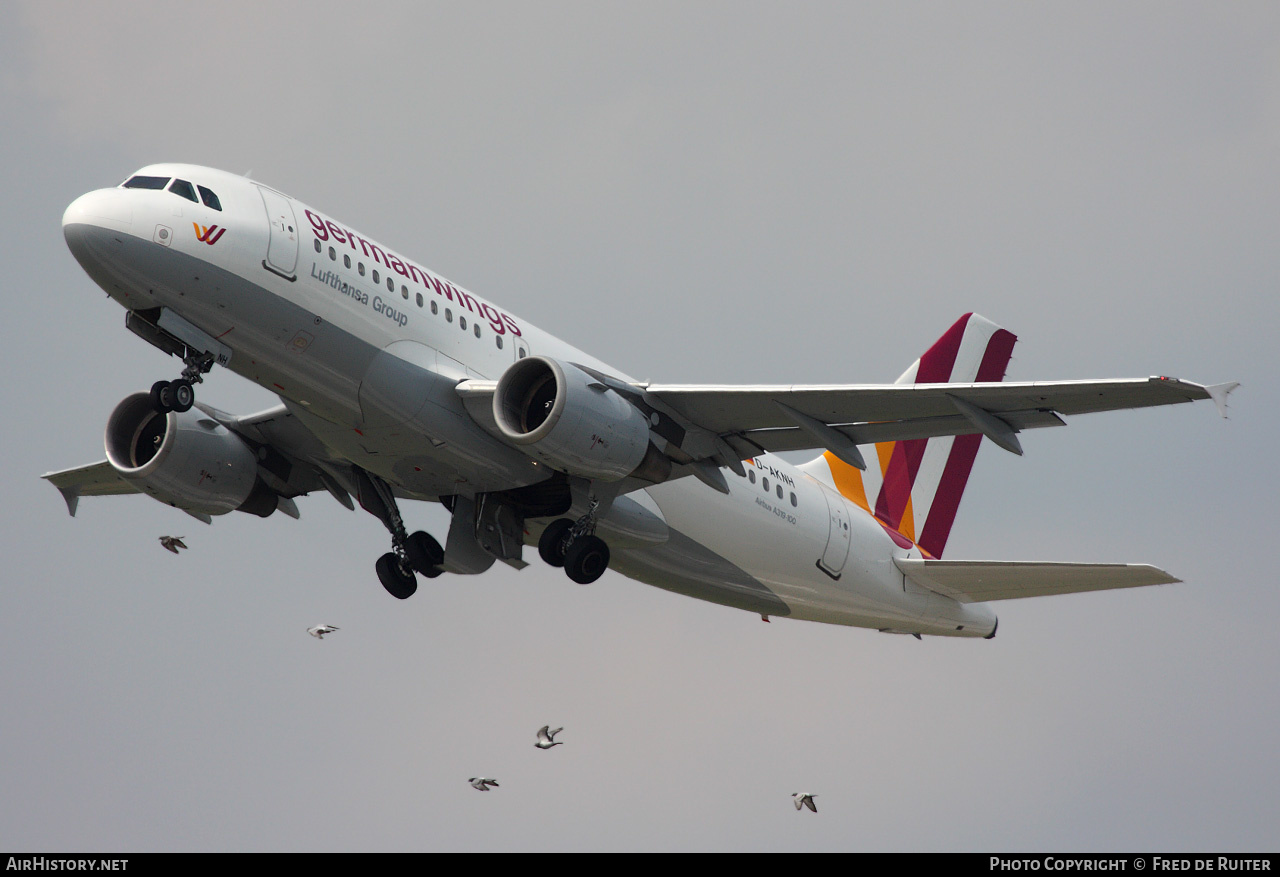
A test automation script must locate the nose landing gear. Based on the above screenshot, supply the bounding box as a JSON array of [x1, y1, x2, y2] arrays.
[[150, 379, 195, 413], [149, 350, 215, 413]]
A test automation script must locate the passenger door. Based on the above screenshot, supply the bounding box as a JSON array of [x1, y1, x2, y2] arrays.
[[816, 486, 851, 580], [257, 185, 298, 280]]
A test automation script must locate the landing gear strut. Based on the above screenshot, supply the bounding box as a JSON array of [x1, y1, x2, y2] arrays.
[[355, 468, 445, 599], [537, 496, 610, 585], [150, 350, 215, 414]]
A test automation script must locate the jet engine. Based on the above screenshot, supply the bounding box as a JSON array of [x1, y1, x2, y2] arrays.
[[104, 393, 282, 517], [493, 356, 670, 482]]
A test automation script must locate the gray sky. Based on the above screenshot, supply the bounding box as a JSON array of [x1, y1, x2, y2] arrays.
[[1, 1, 1276, 852]]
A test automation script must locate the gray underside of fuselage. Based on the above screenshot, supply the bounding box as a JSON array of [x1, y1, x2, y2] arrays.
[[67, 222, 371, 415], [66, 223, 545, 497], [67, 222, 790, 617], [611, 528, 792, 617]]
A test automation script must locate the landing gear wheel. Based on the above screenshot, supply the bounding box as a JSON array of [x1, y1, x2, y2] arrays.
[[538, 519, 574, 568], [170, 380, 195, 413], [150, 380, 171, 413], [376, 552, 418, 599], [564, 535, 610, 585], [405, 530, 444, 578]]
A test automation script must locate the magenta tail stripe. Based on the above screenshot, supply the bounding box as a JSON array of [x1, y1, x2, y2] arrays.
[[975, 328, 1018, 382], [875, 313, 972, 528], [917, 327, 1018, 557], [917, 434, 982, 558], [915, 312, 971, 384]]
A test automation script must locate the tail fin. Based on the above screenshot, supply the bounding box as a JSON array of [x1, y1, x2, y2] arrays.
[[806, 313, 1017, 558]]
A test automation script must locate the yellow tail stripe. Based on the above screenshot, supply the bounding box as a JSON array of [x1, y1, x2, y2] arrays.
[[823, 452, 871, 514]]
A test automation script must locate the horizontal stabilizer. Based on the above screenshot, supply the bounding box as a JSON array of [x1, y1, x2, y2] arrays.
[[894, 558, 1179, 603]]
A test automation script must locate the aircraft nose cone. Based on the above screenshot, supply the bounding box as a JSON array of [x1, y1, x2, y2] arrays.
[[63, 189, 132, 235]]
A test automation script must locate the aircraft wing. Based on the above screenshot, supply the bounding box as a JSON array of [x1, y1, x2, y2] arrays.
[[894, 559, 1179, 602], [457, 373, 1234, 493], [43, 403, 358, 520], [42, 461, 140, 516], [644, 376, 1235, 457]]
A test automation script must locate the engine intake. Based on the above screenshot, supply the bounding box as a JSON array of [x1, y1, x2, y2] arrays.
[[493, 357, 669, 482], [104, 393, 280, 517]]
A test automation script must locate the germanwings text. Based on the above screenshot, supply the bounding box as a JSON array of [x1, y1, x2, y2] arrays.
[[305, 209, 520, 336]]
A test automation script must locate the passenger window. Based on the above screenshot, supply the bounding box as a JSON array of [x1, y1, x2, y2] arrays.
[[762, 477, 770, 492], [401, 285, 408, 300], [313, 239, 322, 253], [387, 277, 394, 292], [776, 484, 783, 499], [416, 293, 423, 307], [329, 246, 336, 260], [748, 470, 756, 484], [495, 336, 503, 349], [123, 175, 169, 190], [168, 179, 198, 202], [474, 324, 482, 338], [197, 185, 222, 211], [358, 263, 365, 276], [518, 348, 527, 359], [446, 308, 452, 323], [372, 269, 380, 284], [460, 316, 467, 331], [431, 301, 438, 315], [790, 492, 797, 507], [344, 255, 351, 269]]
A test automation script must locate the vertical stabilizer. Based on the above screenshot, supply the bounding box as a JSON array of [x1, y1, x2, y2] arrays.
[[800, 313, 1017, 558]]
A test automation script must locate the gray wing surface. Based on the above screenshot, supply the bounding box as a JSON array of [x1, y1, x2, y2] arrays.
[[644, 377, 1233, 458], [895, 559, 1180, 603], [42, 461, 140, 516]]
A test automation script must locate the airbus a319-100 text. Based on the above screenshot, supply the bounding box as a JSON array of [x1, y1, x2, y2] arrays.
[[47, 164, 1237, 638]]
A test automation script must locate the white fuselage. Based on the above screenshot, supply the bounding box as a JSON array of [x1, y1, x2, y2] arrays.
[[62, 163, 996, 637]]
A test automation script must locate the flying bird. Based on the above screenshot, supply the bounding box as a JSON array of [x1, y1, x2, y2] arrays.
[[793, 793, 818, 813], [158, 536, 187, 554], [307, 625, 339, 639], [535, 726, 564, 749], [469, 777, 499, 791]]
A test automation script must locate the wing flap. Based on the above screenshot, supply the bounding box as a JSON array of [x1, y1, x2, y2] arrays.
[[894, 558, 1179, 603], [727, 408, 1067, 455]]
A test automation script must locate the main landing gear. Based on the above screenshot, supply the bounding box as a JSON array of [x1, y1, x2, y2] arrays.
[[375, 528, 445, 599], [537, 499, 611, 585], [149, 350, 215, 414], [354, 468, 445, 600]]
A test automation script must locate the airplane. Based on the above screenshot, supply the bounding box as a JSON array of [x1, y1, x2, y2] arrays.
[[47, 163, 1237, 639]]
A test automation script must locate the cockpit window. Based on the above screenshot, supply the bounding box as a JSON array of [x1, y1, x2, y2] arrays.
[[122, 175, 170, 190], [168, 179, 198, 202], [197, 185, 222, 211]]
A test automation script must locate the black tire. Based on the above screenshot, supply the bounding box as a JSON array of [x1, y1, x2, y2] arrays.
[[564, 535, 609, 585], [538, 518, 574, 568], [150, 380, 172, 412], [376, 552, 418, 599], [405, 530, 444, 577], [170, 380, 195, 413]]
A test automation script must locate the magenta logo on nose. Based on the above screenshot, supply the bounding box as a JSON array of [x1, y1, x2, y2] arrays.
[[193, 223, 225, 245]]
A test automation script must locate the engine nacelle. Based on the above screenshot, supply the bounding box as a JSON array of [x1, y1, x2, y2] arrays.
[[104, 393, 279, 517], [493, 357, 670, 482]]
